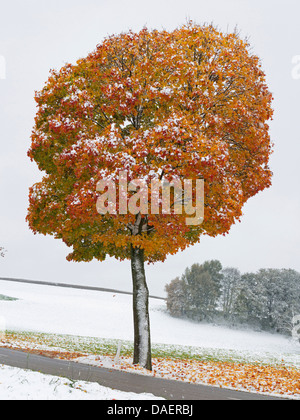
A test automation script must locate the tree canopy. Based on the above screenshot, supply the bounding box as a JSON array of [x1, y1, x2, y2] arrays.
[[27, 23, 273, 264]]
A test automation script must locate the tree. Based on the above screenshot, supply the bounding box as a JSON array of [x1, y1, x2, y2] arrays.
[[234, 269, 300, 334], [165, 277, 186, 318], [27, 23, 273, 370], [220, 267, 241, 319], [181, 260, 223, 321], [251, 269, 300, 333], [233, 272, 265, 328]]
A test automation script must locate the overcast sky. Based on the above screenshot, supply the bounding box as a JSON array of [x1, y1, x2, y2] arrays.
[[0, 0, 299, 296]]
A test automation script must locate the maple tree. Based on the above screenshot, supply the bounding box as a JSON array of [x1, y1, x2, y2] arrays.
[[27, 23, 273, 370]]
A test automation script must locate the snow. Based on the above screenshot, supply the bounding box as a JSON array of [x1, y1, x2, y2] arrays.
[[0, 279, 299, 399], [0, 280, 298, 358], [160, 87, 173, 95], [0, 364, 162, 400]]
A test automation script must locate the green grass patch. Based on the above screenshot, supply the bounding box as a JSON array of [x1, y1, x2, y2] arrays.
[[3, 330, 300, 370], [0, 294, 18, 301]]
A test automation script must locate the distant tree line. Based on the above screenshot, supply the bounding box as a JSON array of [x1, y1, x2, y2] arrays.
[[165, 260, 300, 338]]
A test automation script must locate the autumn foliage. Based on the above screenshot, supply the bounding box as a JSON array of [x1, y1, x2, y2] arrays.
[[27, 23, 273, 264]]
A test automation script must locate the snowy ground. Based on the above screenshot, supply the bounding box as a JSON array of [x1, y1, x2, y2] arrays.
[[0, 364, 163, 400], [0, 279, 298, 357], [0, 279, 299, 399]]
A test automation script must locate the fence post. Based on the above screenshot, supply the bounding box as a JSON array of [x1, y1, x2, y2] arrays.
[[114, 340, 122, 364]]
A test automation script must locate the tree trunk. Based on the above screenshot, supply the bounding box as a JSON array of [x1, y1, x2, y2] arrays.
[[131, 244, 152, 371]]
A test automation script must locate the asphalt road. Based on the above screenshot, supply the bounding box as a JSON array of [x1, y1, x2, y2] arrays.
[[0, 347, 284, 400]]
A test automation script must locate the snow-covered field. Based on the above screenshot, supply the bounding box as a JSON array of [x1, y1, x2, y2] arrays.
[[0, 279, 299, 357], [0, 279, 299, 399]]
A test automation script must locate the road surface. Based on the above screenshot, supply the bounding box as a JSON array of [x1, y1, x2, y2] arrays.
[[0, 347, 284, 400]]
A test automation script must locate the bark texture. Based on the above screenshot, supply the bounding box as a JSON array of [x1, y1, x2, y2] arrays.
[[131, 244, 152, 371]]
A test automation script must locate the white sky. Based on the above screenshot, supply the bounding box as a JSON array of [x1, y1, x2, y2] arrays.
[[0, 0, 299, 296]]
